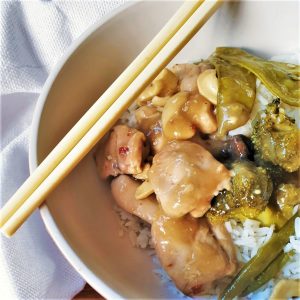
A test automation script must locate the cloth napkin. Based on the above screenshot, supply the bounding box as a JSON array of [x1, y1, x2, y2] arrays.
[[0, 1, 126, 299]]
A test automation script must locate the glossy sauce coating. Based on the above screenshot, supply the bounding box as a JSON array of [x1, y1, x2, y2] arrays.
[[99, 125, 146, 178], [151, 211, 236, 295], [149, 141, 231, 218], [111, 174, 158, 224]]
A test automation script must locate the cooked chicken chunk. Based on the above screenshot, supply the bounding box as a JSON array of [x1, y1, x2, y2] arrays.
[[171, 62, 213, 93], [147, 122, 168, 154], [111, 175, 158, 224], [207, 221, 237, 274], [98, 125, 146, 178], [151, 212, 237, 296], [135, 106, 167, 154], [148, 141, 231, 218], [171, 63, 200, 93]]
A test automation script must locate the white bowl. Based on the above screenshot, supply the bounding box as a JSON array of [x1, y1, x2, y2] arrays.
[[30, 1, 299, 299]]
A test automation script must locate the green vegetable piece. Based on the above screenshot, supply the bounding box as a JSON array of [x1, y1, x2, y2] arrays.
[[276, 183, 300, 219], [242, 250, 294, 296], [214, 47, 300, 107], [252, 100, 300, 172], [207, 161, 273, 224], [257, 206, 287, 229], [254, 154, 291, 187], [219, 213, 298, 300], [210, 57, 256, 137]]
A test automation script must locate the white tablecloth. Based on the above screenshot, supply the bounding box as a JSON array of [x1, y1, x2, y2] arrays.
[[0, 1, 125, 298]]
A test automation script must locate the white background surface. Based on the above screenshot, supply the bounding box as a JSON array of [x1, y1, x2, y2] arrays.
[[0, 1, 126, 298]]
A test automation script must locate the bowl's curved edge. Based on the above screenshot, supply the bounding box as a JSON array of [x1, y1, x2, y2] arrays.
[[29, 2, 136, 299]]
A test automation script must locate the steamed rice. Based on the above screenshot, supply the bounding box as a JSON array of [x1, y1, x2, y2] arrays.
[[113, 204, 153, 249], [112, 53, 300, 299], [114, 204, 300, 299], [224, 219, 275, 263], [283, 216, 300, 279]]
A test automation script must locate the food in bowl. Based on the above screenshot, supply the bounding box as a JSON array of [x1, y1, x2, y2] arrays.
[[95, 47, 300, 299]]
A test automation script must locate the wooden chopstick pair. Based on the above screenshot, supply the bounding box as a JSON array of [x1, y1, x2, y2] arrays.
[[0, 0, 222, 237]]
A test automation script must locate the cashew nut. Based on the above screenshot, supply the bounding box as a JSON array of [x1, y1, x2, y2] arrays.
[[136, 68, 178, 106], [197, 69, 218, 105], [133, 163, 151, 180], [136, 80, 164, 106], [162, 92, 196, 140], [162, 92, 217, 139], [156, 68, 178, 96], [270, 280, 300, 300], [135, 180, 155, 200], [151, 95, 170, 107], [184, 94, 217, 134]]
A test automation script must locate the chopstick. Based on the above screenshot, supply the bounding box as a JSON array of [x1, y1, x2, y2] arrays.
[[0, 0, 222, 237], [0, 0, 202, 229]]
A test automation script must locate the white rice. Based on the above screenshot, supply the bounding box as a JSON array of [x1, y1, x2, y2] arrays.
[[282, 216, 300, 279], [115, 205, 300, 299], [113, 204, 153, 249], [113, 52, 300, 299], [114, 198, 299, 298], [226, 216, 300, 300], [224, 219, 275, 263]]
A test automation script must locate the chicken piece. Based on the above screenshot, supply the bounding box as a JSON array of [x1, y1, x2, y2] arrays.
[[151, 212, 237, 296], [98, 125, 147, 178], [135, 105, 168, 154], [162, 92, 217, 140], [148, 141, 231, 218], [171, 62, 213, 93], [148, 122, 168, 154], [111, 175, 158, 224], [171, 63, 201, 93], [207, 221, 237, 274], [136, 68, 178, 106], [198, 61, 214, 73], [162, 92, 196, 140]]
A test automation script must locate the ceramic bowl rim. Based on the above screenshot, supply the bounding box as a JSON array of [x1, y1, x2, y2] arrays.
[[29, 2, 136, 298]]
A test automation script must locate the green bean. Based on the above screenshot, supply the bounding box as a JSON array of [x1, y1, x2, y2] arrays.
[[219, 213, 298, 300], [242, 251, 294, 296]]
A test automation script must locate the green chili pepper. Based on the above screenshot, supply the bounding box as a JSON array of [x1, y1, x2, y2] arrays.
[[242, 250, 294, 296], [219, 212, 298, 300], [210, 57, 256, 137], [214, 47, 300, 107]]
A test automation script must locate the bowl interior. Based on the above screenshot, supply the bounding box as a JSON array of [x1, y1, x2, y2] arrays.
[[31, 1, 299, 299]]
